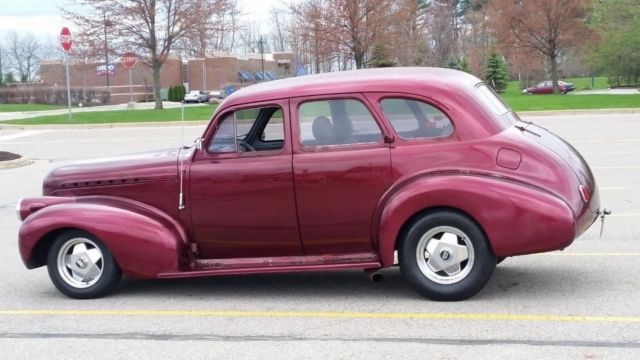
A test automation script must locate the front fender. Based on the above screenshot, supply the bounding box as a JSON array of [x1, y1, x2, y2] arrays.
[[376, 174, 576, 267], [18, 196, 189, 279]]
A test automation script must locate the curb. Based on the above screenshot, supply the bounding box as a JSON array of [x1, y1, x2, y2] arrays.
[[0, 109, 638, 129], [518, 108, 640, 117], [0, 157, 33, 169], [0, 120, 209, 130]]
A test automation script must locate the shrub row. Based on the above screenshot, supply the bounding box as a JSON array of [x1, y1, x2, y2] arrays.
[[0, 86, 111, 106]]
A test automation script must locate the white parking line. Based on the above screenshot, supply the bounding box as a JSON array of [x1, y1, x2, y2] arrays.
[[0, 130, 52, 142], [574, 139, 640, 143], [592, 165, 640, 170]]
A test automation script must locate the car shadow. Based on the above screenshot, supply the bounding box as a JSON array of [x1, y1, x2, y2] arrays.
[[111, 262, 589, 302], [115, 268, 416, 300]]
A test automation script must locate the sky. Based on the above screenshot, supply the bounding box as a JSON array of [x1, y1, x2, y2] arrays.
[[0, 0, 283, 42]]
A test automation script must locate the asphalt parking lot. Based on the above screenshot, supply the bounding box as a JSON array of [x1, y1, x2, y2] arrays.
[[0, 112, 639, 359]]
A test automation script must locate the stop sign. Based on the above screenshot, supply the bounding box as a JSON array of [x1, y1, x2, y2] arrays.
[[60, 27, 72, 52], [121, 52, 137, 69]]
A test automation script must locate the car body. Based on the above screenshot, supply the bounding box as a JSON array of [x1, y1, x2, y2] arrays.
[[17, 68, 602, 300], [184, 90, 207, 103], [523, 81, 576, 94]]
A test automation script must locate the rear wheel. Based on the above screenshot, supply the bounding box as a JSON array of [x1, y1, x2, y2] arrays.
[[399, 211, 496, 301], [47, 230, 122, 299]]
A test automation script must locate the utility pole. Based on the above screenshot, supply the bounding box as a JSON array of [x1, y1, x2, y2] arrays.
[[103, 10, 112, 88], [0, 47, 3, 86], [259, 36, 265, 81]]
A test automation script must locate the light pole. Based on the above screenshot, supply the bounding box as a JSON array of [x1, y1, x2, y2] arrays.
[[259, 36, 265, 81], [0, 47, 3, 86], [103, 11, 112, 88]]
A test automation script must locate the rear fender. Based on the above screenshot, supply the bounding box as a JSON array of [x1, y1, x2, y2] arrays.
[[376, 174, 576, 267], [18, 196, 189, 279]]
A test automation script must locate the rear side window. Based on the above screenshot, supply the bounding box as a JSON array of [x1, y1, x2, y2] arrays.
[[380, 99, 453, 139], [298, 99, 382, 147], [475, 84, 517, 129]]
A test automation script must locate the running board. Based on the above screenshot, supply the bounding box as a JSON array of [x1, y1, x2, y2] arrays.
[[158, 253, 381, 279]]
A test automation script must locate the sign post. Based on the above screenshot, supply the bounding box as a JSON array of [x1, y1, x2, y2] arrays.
[[60, 27, 73, 122], [121, 52, 137, 105]]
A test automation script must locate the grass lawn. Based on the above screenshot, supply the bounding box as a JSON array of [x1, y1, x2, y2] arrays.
[[501, 79, 640, 111], [0, 104, 67, 112], [4, 105, 217, 125]]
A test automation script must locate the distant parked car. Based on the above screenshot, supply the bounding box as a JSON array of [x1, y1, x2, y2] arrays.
[[523, 81, 576, 94], [206, 91, 224, 101], [184, 90, 207, 103]]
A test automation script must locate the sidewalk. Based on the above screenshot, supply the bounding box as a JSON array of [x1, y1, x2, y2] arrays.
[[0, 102, 207, 122]]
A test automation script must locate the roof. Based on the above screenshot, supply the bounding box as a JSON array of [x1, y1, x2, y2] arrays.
[[223, 67, 482, 107]]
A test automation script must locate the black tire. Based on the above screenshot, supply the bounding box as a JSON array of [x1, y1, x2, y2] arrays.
[[398, 211, 496, 301], [47, 230, 122, 299]]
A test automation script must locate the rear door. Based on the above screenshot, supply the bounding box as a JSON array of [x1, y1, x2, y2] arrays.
[[290, 94, 393, 255]]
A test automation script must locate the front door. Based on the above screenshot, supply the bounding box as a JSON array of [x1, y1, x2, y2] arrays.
[[189, 100, 302, 259], [290, 95, 393, 255]]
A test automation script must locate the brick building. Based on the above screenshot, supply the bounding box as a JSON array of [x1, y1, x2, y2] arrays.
[[39, 52, 294, 104]]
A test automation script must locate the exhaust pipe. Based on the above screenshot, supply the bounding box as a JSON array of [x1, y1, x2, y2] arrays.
[[365, 270, 384, 283]]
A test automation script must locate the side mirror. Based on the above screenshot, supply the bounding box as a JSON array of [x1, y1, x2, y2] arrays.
[[195, 137, 203, 151]]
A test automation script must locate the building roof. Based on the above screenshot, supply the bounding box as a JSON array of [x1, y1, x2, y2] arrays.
[[223, 67, 482, 107]]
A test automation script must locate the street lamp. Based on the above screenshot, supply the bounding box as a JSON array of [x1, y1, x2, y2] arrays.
[[258, 36, 265, 81], [103, 10, 113, 88]]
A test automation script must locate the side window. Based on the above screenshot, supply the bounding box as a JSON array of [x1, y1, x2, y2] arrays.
[[298, 99, 382, 147], [208, 106, 285, 153], [380, 98, 453, 139]]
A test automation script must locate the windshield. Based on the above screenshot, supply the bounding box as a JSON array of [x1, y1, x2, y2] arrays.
[[475, 84, 519, 129]]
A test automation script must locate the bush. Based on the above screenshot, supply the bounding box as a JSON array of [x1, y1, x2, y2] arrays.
[[167, 85, 186, 102]]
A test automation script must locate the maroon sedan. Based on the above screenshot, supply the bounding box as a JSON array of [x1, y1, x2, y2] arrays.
[[17, 68, 602, 300], [523, 80, 576, 94]]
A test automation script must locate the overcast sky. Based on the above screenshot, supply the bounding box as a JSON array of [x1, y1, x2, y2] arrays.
[[0, 0, 284, 41]]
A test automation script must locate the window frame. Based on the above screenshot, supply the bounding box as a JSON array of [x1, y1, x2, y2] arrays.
[[290, 93, 391, 154], [198, 99, 291, 160]]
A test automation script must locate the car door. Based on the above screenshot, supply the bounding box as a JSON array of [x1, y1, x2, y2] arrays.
[[189, 100, 303, 259], [290, 94, 393, 255]]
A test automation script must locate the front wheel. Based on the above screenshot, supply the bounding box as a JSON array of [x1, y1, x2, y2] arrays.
[[399, 211, 496, 301], [47, 230, 122, 299]]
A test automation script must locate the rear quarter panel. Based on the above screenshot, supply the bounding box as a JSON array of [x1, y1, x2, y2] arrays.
[[376, 174, 576, 267]]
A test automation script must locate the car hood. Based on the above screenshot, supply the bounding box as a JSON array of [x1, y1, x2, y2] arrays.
[[43, 148, 180, 195]]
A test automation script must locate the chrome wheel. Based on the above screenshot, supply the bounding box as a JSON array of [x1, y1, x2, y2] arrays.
[[56, 237, 104, 288], [415, 226, 474, 285]]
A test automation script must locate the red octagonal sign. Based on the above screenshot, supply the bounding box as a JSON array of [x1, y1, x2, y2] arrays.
[[60, 27, 72, 52], [121, 52, 137, 70]]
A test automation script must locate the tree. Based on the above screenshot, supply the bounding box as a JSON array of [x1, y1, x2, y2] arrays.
[[588, 0, 640, 86], [326, 0, 388, 69], [177, 0, 239, 57], [64, 0, 210, 109], [369, 44, 395, 68], [488, 0, 591, 94], [4, 72, 16, 84], [4, 31, 41, 83], [484, 52, 508, 92]]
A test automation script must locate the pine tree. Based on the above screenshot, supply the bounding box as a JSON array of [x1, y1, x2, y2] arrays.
[[369, 44, 395, 68], [484, 52, 508, 92], [168, 86, 175, 102]]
